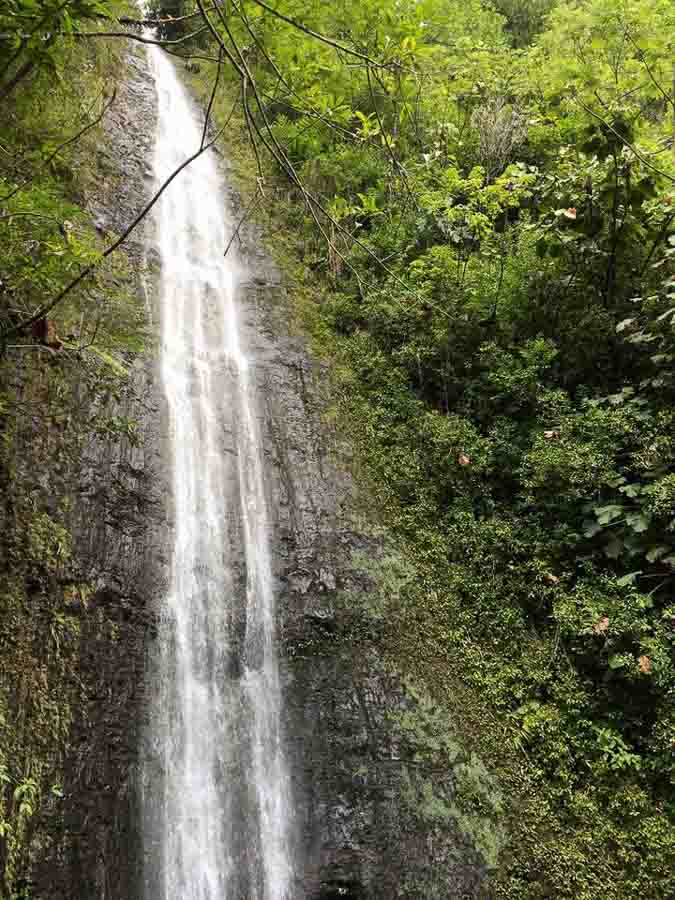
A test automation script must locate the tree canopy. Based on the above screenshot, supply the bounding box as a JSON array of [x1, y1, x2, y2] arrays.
[[1, 1, 674, 896]]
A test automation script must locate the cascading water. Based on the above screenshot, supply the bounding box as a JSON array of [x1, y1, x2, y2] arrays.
[[143, 46, 294, 900]]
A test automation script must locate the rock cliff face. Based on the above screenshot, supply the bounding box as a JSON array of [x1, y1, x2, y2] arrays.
[[2, 48, 497, 899], [21, 48, 166, 900], [234, 233, 493, 899]]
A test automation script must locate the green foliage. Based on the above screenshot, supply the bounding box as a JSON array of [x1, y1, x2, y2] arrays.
[[3, 0, 674, 893], [0, 0, 114, 109], [392, 674, 505, 867], [0, 4, 147, 893], [491, 0, 558, 47], [146, 0, 208, 47], [191, 0, 675, 893]]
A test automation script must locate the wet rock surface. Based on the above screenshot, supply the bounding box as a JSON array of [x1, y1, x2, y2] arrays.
[[233, 219, 492, 896], [28, 47, 166, 900]]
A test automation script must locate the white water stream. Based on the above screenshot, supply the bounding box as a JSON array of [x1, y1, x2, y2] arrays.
[[144, 47, 293, 900]]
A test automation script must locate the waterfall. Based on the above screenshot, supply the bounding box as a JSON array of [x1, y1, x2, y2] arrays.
[[143, 47, 294, 900]]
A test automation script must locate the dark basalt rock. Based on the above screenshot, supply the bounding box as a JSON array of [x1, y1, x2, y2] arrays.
[[25, 48, 167, 900], [233, 218, 493, 897]]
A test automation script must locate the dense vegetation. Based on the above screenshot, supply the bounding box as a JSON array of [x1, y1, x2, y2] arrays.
[[1, 0, 674, 897], [172, 0, 675, 895]]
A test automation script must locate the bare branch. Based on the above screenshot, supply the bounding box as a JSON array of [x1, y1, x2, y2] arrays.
[[2, 127, 225, 342], [223, 183, 264, 259], [624, 28, 675, 114], [201, 48, 224, 149], [366, 66, 418, 208], [223, 14, 434, 308], [0, 0, 68, 84], [243, 74, 264, 180], [0, 88, 117, 203], [0, 212, 63, 224], [574, 95, 675, 184], [234, 2, 363, 143], [117, 6, 218, 28], [72, 25, 210, 47], [0, 58, 36, 105], [246, 0, 408, 71]]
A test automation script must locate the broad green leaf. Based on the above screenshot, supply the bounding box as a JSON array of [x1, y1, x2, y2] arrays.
[[604, 536, 624, 559], [616, 571, 641, 587], [646, 545, 670, 563], [594, 504, 623, 525], [626, 512, 651, 534], [583, 520, 603, 538]]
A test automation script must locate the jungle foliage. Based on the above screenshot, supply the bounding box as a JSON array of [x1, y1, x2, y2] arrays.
[[170, 0, 675, 895], [0, 0, 674, 897]]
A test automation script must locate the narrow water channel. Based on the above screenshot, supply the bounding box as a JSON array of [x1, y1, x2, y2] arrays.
[[143, 46, 293, 900]]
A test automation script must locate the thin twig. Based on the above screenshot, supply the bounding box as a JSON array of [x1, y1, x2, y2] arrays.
[[246, 0, 409, 71], [228, 20, 430, 306], [72, 25, 210, 47], [201, 47, 223, 149], [117, 6, 218, 28], [0, 212, 63, 223], [624, 29, 675, 114], [0, 88, 117, 203], [574, 95, 675, 184], [2, 127, 225, 341], [366, 66, 418, 209], [195, 0, 449, 317], [0, 0, 69, 84], [224, 186, 263, 259]]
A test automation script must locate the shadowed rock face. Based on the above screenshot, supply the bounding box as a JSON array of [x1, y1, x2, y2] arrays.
[[20, 48, 491, 900], [233, 236, 489, 900], [27, 49, 167, 900]]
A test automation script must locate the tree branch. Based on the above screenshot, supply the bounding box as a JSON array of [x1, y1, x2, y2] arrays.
[[2, 127, 225, 342], [223, 183, 264, 259], [574, 95, 675, 184], [72, 25, 210, 47], [201, 47, 223, 149], [624, 28, 675, 114], [246, 0, 406, 71], [0, 88, 117, 204], [116, 6, 218, 28]]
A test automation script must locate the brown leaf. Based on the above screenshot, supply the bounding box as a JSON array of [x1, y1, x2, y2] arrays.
[[593, 616, 610, 635], [638, 655, 652, 674], [458, 453, 471, 467], [544, 572, 559, 584], [543, 430, 560, 440], [31, 318, 62, 350], [563, 207, 577, 219]]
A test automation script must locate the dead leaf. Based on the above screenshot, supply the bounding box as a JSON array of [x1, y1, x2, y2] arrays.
[[543, 430, 560, 440], [544, 572, 559, 584], [593, 616, 610, 634], [31, 318, 63, 350], [638, 655, 652, 674], [458, 453, 471, 467], [563, 207, 577, 219]]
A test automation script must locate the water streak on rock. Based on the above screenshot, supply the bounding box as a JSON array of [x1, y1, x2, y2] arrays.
[[145, 47, 293, 900]]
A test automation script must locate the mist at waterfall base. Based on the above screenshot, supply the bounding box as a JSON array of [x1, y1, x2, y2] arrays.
[[141, 47, 294, 900]]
